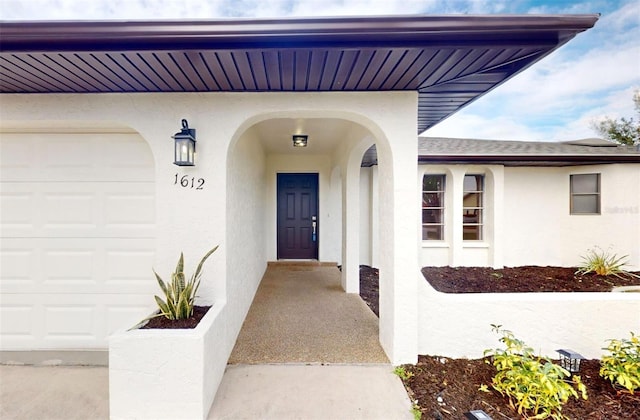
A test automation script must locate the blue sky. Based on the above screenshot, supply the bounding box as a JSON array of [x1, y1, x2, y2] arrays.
[[1, 0, 638, 141]]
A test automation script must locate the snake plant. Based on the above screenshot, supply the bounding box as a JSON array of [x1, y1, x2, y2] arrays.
[[152, 245, 219, 320]]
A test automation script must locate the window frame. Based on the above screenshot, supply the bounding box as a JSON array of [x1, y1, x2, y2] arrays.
[[421, 174, 446, 241], [463, 174, 484, 241], [570, 173, 601, 215]]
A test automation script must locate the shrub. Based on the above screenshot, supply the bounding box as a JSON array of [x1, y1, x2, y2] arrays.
[[575, 247, 639, 279], [600, 332, 640, 394], [152, 245, 219, 320], [483, 325, 587, 419], [393, 365, 414, 380]]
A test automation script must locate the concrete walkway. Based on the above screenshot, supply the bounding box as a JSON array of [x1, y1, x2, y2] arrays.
[[229, 262, 389, 364], [208, 364, 414, 420], [0, 365, 109, 420], [210, 262, 413, 419], [0, 263, 413, 419]]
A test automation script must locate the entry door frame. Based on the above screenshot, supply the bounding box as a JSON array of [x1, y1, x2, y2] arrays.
[[276, 172, 319, 260]]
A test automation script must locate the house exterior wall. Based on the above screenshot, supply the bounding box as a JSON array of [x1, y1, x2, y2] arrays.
[[1, 90, 420, 365], [416, 164, 504, 268], [225, 127, 268, 357], [503, 164, 640, 270], [413, 163, 640, 270], [360, 167, 373, 266]]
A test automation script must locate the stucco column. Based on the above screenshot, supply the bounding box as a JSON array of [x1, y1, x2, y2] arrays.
[[489, 166, 505, 268], [377, 137, 419, 365], [341, 167, 360, 293], [370, 166, 380, 268], [449, 167, 465, 266]]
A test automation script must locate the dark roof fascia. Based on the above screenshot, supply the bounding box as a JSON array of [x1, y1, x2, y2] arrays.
[[416, 16, 595, 128], [418, 155, 640, 167], [0, 15, 600, 52]]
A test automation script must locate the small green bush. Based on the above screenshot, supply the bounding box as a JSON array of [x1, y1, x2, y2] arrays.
[[575, 247, 639, 279], [484, 325, 587, 419], [600, 332, 640, 394], [393, 365, 414, 381], [152, 245, 219, 320]]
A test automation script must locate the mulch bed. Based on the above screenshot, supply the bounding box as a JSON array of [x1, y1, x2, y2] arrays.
[[421, 266, 640, 293], [359, 265, 380, 316], [358, 265, 640, 419], [140, 305, 210, 329], [401, 356, 639, 420]]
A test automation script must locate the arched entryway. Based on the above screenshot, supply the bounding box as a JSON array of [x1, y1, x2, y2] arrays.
[[226, 107, 419, 365]]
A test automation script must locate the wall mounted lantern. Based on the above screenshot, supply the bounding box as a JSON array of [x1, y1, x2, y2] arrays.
[[292, 134, 308, 147], [173, 119, 196, 166], [556, 349, 585, 373]]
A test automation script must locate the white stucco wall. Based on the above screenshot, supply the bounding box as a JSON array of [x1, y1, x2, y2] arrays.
[[415, 163, 640, 269], [418, 274, 640, 359], [1, 90, 420, 366], [359, 167, 373, 266], [503, 164, 640, 270], [225, 126, 268, 356]]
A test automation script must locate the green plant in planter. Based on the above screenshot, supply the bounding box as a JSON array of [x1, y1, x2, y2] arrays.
[[575, 246, 639, 279], [600, 332, 640, 394], [483, 325, 587, 419], [152, 245, 219, 320]]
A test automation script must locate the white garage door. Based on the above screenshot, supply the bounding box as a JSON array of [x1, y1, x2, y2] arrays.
[[0, 129, 156, 350]]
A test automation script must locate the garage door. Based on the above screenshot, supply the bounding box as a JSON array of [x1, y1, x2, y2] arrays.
[[0, 129, 156, 350]]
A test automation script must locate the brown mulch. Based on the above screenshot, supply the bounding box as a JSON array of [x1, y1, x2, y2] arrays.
[[421, 266, 640, 293], [359, 265, 380, 316], [401, 356, 639, 420], [358, 265, 640, 419], [140, 305, 210, 329]]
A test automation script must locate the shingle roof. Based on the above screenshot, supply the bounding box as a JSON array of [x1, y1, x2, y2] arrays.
[[360, 137, 640, 167], [417, 137, 640, 166]]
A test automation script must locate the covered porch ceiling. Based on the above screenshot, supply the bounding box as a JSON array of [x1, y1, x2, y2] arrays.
[[0, 15, 598, 133]]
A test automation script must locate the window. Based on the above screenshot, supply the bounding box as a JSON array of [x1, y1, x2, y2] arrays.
[[570, 174, 600, 214], [422, 174, 445, 240], [463, 174, 484, 240]]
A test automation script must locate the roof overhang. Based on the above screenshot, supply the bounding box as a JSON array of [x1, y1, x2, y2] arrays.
[[0, 15, 599, 133]]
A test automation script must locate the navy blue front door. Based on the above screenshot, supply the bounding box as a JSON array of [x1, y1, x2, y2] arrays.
[[277, 173, 319, 259]]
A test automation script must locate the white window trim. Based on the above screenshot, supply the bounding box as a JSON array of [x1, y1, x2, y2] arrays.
[[421, 173, 447, 241], [463, 173, 485, 241]]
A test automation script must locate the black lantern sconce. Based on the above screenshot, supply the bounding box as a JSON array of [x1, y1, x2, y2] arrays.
[[556, 349, 586, 373], [292, 134, 308, 148], [173, 119, 196, 166]]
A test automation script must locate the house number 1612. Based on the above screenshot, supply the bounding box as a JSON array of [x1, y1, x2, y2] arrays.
[[174, 173, 205, 190]]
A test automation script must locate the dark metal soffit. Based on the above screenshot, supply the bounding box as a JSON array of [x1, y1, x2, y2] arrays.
[[0, 15, 599, 133]]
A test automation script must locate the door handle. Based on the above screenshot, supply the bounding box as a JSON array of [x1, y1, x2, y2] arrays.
[[312, 216, 317, 241]]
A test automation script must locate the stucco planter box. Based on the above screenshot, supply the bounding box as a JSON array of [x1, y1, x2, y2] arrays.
[[418, 275, 640, 359], [109, 302, 224, 420]]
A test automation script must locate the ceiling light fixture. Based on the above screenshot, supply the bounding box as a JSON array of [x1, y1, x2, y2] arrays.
[[292, 134, 308, 147]]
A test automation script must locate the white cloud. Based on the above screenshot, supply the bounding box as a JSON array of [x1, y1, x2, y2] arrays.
[[426, 0, 640, 141], [424, 113, 548, 141], [0, 0, 516, 20]]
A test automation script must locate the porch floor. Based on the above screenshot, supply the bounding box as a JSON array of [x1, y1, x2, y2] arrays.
[[228, 262, 389, 364]]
